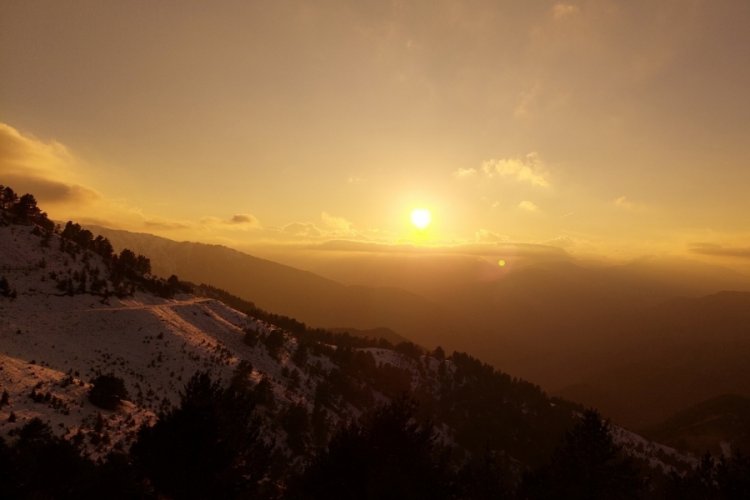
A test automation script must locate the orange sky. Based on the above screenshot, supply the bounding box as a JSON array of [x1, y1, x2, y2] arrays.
[[2, 1, 750, 269]]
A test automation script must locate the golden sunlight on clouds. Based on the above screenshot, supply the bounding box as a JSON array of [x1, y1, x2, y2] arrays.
[[200, 214, 262, 231], [613, 196, 645, 212], [2, 1, 750, 267], [143, 218, 192, 231], [475, 230, 508, 244], [321, 212, 355, 236], [0, 123, 100, 207], [452, 168, 478, 179], [454, 154, 550, 188], [482, 154, 550, 188], [518, 201, 540, 213]]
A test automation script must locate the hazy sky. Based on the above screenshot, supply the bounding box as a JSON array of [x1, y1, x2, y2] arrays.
[[2, 0, 750, 265]]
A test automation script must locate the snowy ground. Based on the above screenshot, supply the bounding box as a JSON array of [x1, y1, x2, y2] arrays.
[[0, 223, 695, 471], [0, 225, 309, 457]]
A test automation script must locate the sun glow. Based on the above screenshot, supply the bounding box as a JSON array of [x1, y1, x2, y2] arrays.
[[410, 208, 432, 230]]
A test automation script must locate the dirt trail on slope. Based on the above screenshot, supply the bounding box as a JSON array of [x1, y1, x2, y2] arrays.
[[79, 297, 212, 312]]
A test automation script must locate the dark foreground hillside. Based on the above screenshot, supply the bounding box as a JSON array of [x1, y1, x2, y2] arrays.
[[1, 185, 748, 498]]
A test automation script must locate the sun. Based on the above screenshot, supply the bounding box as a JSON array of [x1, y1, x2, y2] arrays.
[[410, 208, 432, 230]]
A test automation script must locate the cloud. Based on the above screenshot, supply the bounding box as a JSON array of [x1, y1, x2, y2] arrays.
[[690, 243, 750, 259], [454, 242, 571, 260], [0, 123, 100, 206], [0, 123, 211, 233], [309, 238, 569, 261], [452, 167, 478, 179], [475, 229, 509, 243], [282, 222, 323, 238], [200, 214, 261, 230], [481, 153, 550, 187], [454, 154, 550, 187], [2, 174, 99, 205], [144, 219, 192, 230], [262, 213, 368, 243], [321, 212, 354, 234], [200, 215, 257, 229], [544, 235, 578, 248], [230, 213, 260, 226], [0, 123, 73, 172], [518, 200, 540, 212], [514, 82, 541, 118], [614, 195, 632, 208], [613, 195, 645, 212], [552, 3, 580, 20]]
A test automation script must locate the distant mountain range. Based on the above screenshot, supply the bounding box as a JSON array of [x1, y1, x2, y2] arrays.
[[88, 225, 750, 437], [557, 291, 750, 428], [643, 394, 750, 457], [1, 197, 699, 497], [7, 187, 750, 497], [87, 225, 459, 346]]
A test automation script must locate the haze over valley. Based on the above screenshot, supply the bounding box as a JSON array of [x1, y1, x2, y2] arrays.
[[90, 224, 750, 430]]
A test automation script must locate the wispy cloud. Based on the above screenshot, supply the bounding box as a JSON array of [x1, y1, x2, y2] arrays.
[[274, 213, 357, 241], [690, 243, 750, 259], [454, 153, 550, 187], [514, 82, 541, 118], [518, 200, 540, 212], [321, 212, 355, 234], [144, 219, 192, 230], [282, 222, 323, 238], [200, 214, 261, 230], [0, 122, 100, 206], [230, 213, 260, 226], [452, 167, 478, 179], [482, 153, 550, 187], [475, 229, 509, 243], [614, 196, 632, 209], [552, 3, 580, 20], [544, 235, 578, 248], [613, 195, 645, 212]]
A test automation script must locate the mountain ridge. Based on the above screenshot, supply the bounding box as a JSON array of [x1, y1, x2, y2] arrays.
[[85, 224, 750, 433], [85, 224, 459, 346], [0, 188, 701, 497]]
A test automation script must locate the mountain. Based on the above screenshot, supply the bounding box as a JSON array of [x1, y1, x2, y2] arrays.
[[0, 188, 705, 497], [556, 292, 750, 429], [327, 326, 410, 345], [643, 394, 750, 457], [323, 255, 750, 388], [284, 249, 750, 305], [86, 225, 459, 347], [86, 225, 750, 434], [5, 217, 585, 465]]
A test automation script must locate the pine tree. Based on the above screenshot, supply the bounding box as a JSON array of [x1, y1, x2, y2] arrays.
[[89, 374, 129, 410], [131, 372, 271, 499], [293, 397, 452, 499], [522, 410, 643, 499]]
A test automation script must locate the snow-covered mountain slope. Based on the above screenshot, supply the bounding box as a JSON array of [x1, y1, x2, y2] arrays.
[[0, 224, 322, 450], [0, 220, 695, 480]]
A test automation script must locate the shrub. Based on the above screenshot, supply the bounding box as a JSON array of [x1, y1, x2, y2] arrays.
[[88, 374, 129, 410], [264, 330, 285, 359], [243, 329, 259, 347]]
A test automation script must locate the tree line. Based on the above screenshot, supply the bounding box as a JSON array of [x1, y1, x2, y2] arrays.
[[3, 370, 748, 499]]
